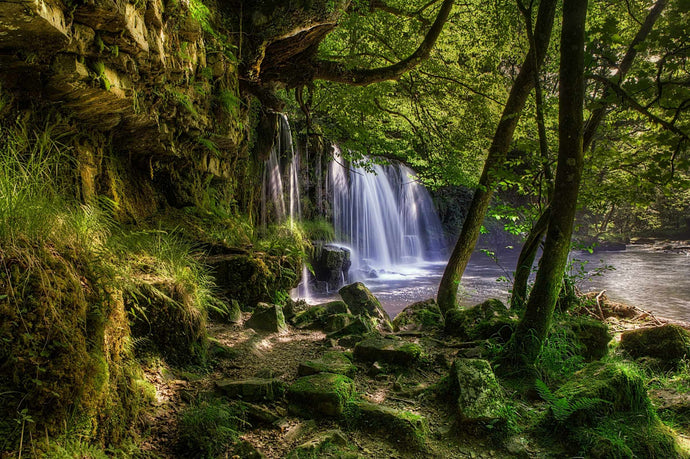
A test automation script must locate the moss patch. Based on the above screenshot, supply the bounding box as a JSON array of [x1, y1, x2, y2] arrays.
[[287, 373, 356, 418]]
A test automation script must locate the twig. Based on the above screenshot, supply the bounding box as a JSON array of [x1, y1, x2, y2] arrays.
[[595, 289, 606, 320]]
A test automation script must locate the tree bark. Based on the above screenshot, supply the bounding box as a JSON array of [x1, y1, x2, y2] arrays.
[[436, 0, 558, 315], [510, 206, 550, 310], [506, 0, 588, 367]]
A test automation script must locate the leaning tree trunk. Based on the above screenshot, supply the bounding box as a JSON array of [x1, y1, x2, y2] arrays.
[[510, 206, 550, 310], [505, 0, 588, 367], [436, 0, 558, 314]]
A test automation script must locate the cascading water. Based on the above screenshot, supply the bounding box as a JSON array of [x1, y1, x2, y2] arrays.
[[329, 147, 445, 281]]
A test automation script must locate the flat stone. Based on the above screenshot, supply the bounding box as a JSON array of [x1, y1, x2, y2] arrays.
[[347, 400, 429, 449], [354, 337, 422, 365], [246, 303, 286, 333], [449, 359, 505, 423], [242, 402, 281, 424], [287, 373, 355, 418], [215, 378, 284, 401], [298, 351, 356, 378]]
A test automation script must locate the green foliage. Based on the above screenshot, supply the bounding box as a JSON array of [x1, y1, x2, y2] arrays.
[[534, 324, 587, 385], [299, 217, 335, 241], [178, 398, 246, 458], [535, 379, 609, 423]]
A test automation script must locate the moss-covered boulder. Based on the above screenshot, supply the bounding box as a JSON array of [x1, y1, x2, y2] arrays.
[[552, 363, 681, 458], [298, 352, 357, 378], [208, 253, 300, 308], [324, 313, 357, 332], [291, 301, 350, 329], [245, 303, 286, 333], [326, 315, 373, 339], [338, 282, 392, 330], [392, 299, 443, 331], [568, 317, 611, 360], [444, 299, 516, 342], [287, 373, 356, 418], [448, 359, 506, 424], [215, 378, 285, 402], [346, 400, 429, 449], [286, 430, 352, 458], [354, 337, 423, 366], [620, 324, 690, 365]]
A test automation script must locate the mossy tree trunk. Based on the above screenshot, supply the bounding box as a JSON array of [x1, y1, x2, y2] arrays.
[[510, 206, 550, 310], [505, 0, 588, 366], [436, 0, 558, 315]]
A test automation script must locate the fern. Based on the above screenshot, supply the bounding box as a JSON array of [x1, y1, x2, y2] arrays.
[[535, 379, 610, 422]]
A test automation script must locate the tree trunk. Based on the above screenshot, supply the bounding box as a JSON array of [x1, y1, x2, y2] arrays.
[[436, 0, 558, 314], [510, 206, 550, 310], [506, 0, 588, 367]]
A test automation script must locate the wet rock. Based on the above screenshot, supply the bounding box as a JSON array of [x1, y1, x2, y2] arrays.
[[216, 378, 285, 402], [448, 359, 505, 424], [339, 282, 392, 330], [245, 303, 286, 333], [347, 400, 429, 449], [298, 351, 356, 378], [287, 373, 356, 418], [354, 336, 423, 365], [620, 324, 690, 366], [392, 298, 443, 331], [291, 301, 350, 329], [312, 244, 351, 291], [444, 299, 516, 342], [286, 429, 350, 458]]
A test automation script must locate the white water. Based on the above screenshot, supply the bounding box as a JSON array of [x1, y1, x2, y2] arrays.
[[329, 148, 446, 281]]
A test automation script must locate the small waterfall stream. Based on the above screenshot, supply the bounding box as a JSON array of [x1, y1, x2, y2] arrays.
[[329, 147, 445, 281]]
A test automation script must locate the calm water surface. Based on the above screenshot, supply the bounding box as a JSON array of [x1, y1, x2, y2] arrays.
[[304, 245, 690, 321]]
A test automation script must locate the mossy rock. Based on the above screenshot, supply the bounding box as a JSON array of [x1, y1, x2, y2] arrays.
[[298, 352, 357, 378], [444, 299, 516, 342], [554, 361, 650, 425], [215, 378, 285, 402], [287, 374, 356, 418], [345, 400, 429, 450], [286, 429, 355, 458], [448, 359, 506, 424], [567, 317, 611, 360], [338, 282, 392, 330], [291, 301, 350, 330], [324, 313, 357, 333], [620, 324, 690, 365], [392, 299, 443, 331], [326, 315, 373, 339], [650, 389, 690, 428], [208, 253, 300, 307], [353, 337, 423, 366], [245, 302, 286, 333]]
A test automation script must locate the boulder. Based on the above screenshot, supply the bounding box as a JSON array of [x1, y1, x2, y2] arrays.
[[326, 315, 373, 339], [286, 430, 350, 458], [448, 359, 506, 424], [298, 351, 357, 378], [245, 303, 286, 333], [287, 373, 356, 418], [215, 378, 285, 402], [291, 301, 350, 329], [620, 324, 690, 365], [312, 244, 352, 291], [444, 299, 516, 341], [554, 362, 649, 424], [346, 400, 429, 449], [354, 337, 422, 366], [568, 317, 611, 360], [324, 313, 357, 332], [392, 299, 443, 331], [339, 282, 392, 329]]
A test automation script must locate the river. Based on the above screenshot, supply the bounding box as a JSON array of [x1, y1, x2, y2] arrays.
[[303, 244, 690, 322]]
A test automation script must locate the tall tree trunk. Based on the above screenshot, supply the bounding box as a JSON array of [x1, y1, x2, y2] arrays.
[[436, 0, 558, 314], [506, 0, 588, 367], [510, 206, 550, 310]]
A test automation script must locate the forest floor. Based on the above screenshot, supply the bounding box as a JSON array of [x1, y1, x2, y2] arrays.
[[135, 297, 690, 458]]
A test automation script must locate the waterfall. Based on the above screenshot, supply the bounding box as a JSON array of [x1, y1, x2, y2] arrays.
[[329, 147, 445, 280]]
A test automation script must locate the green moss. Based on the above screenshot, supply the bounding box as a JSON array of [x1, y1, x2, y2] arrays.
[[287, 374, 356, 417], [178, 398, 245, 458], [345, 401, 429, 450]]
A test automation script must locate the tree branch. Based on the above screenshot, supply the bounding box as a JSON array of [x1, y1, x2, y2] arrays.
[[313, 0, 454, 85]]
